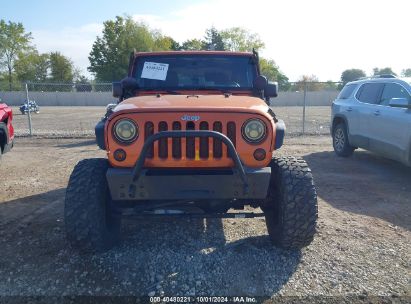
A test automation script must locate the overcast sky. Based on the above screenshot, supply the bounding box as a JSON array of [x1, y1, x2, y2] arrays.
[[2, 0, 410, 81]]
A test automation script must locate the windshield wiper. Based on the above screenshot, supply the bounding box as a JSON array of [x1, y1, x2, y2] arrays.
[[162, 90, 180, 95], [191, 87, 234, 96], [144, 87, 239, 97]]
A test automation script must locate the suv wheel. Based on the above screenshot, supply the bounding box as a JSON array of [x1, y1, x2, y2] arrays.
[[263, 156, 318, 249], [333, 123, 355, 157], [64, 158, 121, 252]]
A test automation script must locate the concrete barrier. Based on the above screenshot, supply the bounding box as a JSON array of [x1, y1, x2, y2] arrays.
[[270, 90, 338, 106], [0, 90, 339, 106], [0, 91, 116, 106]]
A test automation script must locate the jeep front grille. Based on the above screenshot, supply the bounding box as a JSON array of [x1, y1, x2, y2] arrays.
[[144, 121, 236, 160], [144, 122, 154, 158]]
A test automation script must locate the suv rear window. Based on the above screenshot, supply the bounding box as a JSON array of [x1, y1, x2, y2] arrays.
[[337, 84, 356, 99], [356, 83, 384, 104]]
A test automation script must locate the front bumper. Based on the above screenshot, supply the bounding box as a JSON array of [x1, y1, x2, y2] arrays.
[[106, 130, 271, 201], [107, 166, 271, 201]]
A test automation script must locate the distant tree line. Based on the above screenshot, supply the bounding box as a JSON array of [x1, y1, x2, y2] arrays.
[[0, 19, 85, 91], [87, 16, 290, 90], [340, 67, 411, 88], [2, 17, 410, 92]]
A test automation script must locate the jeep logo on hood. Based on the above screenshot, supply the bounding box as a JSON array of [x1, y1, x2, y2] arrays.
[[181, 115, 200, 121]]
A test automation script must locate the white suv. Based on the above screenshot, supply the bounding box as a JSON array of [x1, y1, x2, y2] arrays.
[[331, 76, 411, 166]]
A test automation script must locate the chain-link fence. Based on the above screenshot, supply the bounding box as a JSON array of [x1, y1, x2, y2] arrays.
[[270, 81, 341, 135], [280, 81, 343, 93], [0, 80, 25, 92], [1, 81, 342, 137], [25, 82, 112, 92], [0, 81, 112, 92], [0, 81, 342, 93]]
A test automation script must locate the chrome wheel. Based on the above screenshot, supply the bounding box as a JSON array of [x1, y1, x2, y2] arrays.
[[334, 128, 345, 152], [333, 123, 354, 157]]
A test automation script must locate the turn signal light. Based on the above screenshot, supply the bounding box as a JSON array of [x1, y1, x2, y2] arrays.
[[253, 148, 266, 161], [113, 149, 127, 161]]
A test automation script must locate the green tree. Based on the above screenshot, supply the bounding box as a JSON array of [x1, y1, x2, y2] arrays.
[[373, 67, 397, 76], [0, 72, 9, 90], [341, 68, 366, 85], [324, 80, 338, 90], [181, 39, 203, 51], [0, 20, 33, 90], [154, 34, 180, 51], [220, 27, 264, 52], [88, 16, 170, 81], [14, 51, 49, 82], [49, 52, 74, 82], [401, 68, 411, 77], [259, 58, 289, 91], [202, 27, 225, 51]]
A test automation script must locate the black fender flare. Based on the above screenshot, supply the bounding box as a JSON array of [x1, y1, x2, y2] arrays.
[[95, 119, 106, 150], [275, 119, 285, 150]]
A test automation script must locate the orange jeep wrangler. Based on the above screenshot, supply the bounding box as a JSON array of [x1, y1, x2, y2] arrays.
[[64, 51, 317, 252]]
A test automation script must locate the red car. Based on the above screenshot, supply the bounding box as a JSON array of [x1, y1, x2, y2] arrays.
[[0, 101, 14, 159]]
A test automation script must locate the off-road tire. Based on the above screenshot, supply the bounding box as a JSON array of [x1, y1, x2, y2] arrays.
[[263, 156, 318, 249], [333, 123, 354, 157], [64, 158, 121, 252]]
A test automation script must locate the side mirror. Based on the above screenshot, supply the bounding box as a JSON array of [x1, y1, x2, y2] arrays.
[[253, 75, 268, 90], [122, 77, 139, 99], [112, 82, 122, 98], [264, 82, 278, 98], [389, 97, 411, 109], [112, 77, 139, 98]]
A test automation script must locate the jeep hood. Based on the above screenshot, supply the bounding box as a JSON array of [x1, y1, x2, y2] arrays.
[[112, 94, 270, 115]]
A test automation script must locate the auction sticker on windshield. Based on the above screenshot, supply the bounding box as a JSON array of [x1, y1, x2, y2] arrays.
[[141, 62, 169, 81]]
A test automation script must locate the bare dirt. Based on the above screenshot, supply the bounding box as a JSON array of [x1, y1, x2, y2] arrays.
[[0, 135, 409, 300]]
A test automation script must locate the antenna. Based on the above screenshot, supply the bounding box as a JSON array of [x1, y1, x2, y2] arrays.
[[127, 51, 135, 75]]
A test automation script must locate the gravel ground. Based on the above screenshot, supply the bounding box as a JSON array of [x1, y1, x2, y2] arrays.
[[11, 106, 332, 137], [0, 136, 410, 302]]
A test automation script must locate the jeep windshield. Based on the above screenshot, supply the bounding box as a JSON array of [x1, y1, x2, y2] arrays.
[[133, 54, 257, 92]]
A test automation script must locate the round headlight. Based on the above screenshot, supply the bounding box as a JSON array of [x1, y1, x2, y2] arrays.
[[113, 119, 138, 143], [242, 119, 266, 143]]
